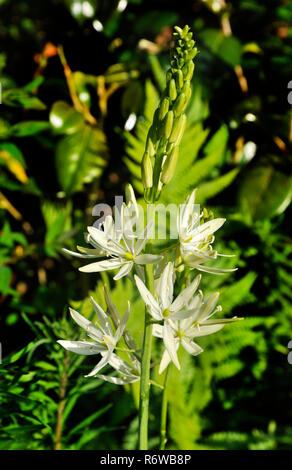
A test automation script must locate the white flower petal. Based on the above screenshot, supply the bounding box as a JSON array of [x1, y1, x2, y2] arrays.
[[96, 374, 139, 384], [170, 308, 201, 321], [170, 274, 201, 312], [188, 291, 203, 311], [135, 264, 145, 283], [87, 226, 126, 256], [180, 189, 197, 234], [107, 353, 137, 377], [87, 226, 110, 248], [188, 263, 238, 275], [135, 220, 154, 255], [163, 322, 180, 370], [79, 258, 124, 273], [90, 296, 113, 336], [57, 340, 104, 355], [113, 262, 133, 280], [190, 324, 224, 337], [152, 324, 163, 338], [201, 317, 240, 325], [62, 248, 97, 259], [135, 254, 161, 265], [159, 262, 174, 311], [198, 292, 220, 321], [114, 302, 130, 342], [69, 308, 102, 341], [85, 349, 113, 377], [190, 218, 226, 243], [77, 246, 104, 256], [103, 215, 114, 238], [159, 348, 172, 375], [134, 275, 162, 320], [181, 338, 203, 356]]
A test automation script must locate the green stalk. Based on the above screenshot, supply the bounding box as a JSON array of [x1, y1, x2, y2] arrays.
[[159, 367, 169, 450], [138, 263, 154, 450]]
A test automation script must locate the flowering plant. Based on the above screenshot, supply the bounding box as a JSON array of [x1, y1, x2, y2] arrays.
[[58, 25, 242, 450]]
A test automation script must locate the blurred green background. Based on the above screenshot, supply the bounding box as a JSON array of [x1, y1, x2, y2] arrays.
[[1, 0, 292, 450]]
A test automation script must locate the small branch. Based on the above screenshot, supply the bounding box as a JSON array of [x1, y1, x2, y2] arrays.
[[54, 351, 69, 450], [58, 45, 97, 125], [220, 4, 248, 93], [97, 75, 121, 117], [234, 65, 248, 94], [159, 367, 169, 450], [138, 260, 154, 450]]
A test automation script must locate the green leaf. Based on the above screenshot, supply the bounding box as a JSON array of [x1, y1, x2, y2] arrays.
[[11, 121, 50, 137], [132, 11, 179, 35], [50, 101, 84, 135], [41, 200, 72, 253], [148, 54, 166, 92], [121, 81, 143, 117], [0, 142, 26, 165], [67, 404, 112, 438], [2, 89, 46, 109], [4, 341, 37, 365], [199, 29, 242, 67], [55, 124, 108, 195], [239, 165, 292, 220], [34, 361, 57, 371], [0, 266, 13, 295], [203, 125, 229, 155], [23, 76, 44, 92], [197, 168, 240, 203], [219, 272, 257, 312]]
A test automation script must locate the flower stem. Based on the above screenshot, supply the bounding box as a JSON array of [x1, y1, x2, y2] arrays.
[[138, 262, 154, 450], [159, 367, 169, 450]]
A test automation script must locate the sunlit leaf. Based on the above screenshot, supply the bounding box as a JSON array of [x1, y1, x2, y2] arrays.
[[55, 124, 108, 195]]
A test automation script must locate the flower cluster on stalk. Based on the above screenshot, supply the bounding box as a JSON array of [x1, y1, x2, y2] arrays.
[[57, 25, 241, 388], [58, 183, 240, 383]]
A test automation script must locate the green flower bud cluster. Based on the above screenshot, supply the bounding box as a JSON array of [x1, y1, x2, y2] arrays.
[[141, 25, 198, 202]]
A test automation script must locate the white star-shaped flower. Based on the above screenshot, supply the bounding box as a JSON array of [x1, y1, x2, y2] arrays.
[[63, 185, 160, 280], [57, 296, 130, 377], [178, 189, 236, 275], [134, 260, 202, 329], [78, 219, 160, 280], [153, 289, 241, 373]]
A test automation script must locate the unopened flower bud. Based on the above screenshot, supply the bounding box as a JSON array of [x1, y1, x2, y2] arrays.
[[158, 97, 170, 121], [173, 92, 186, 117], [161, 110, 174, 139], [169, 114, 187, 143], [146, 136, 155, 157], [175, 70, 184, 89], [161, 146, 179, 184], [174, 26, 183, 34], [169, 79, 177, 101], [182, 61, 195, 80], [174, 114, 187, 145], [142, 152, 153, 188]]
